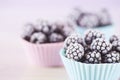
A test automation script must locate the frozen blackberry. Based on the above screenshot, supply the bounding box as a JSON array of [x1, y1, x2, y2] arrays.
[[22, 24, 35, 41], [49, 33, 64, 43], [64, 33, 83, 50], [62, 25, 73, 38], [85, 51, 101, 64], [103, 51, 120, 63], [50, 22, 64, 33], [84, 30, 104, 45], [68, 8, 83, 23], [110, 35, 119, 43], [98, 9, 112, 26], [35, 20, 51, 35], [91, 38, 111, 55], [30, 32, 47, 43], [78, 13, 99, 28], [66, 43, 84, 61], [112, 41, 120, 52]]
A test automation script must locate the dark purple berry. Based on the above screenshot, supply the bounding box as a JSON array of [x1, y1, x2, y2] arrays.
[[85, 51, 101, 64], [84, 30, 104, 45], [62, 26, 73, 38], [50, 22, 64, 33], [103, 51, 120, 63], [49, 33, 64, 43], [64, 33, 83, 50], [91, 38, 111, 55], [35, 20, 51, 35], [69, 8, 83, 23], [110, 35, 119, 43], [66, 43, 84, 61], [112, 41, 120, 52], [98, 9, 112, 26], [30, 32, 47, 43], [78, 13, 99, 28], [22, 23, 35, 41]]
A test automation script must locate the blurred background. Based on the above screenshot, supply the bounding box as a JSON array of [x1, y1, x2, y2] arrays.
[[0, 0, 120, 80]]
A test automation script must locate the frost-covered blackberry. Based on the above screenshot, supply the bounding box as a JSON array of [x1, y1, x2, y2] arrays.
[[110, 35, 119, 43], [85, 51, 101, 63], [35, 20, 51, 35], [62, 24, 73, 38], [84, 30, 104, 45], [49, 33, 64, 43], [22, 24, 35, 41], [98, 9, 112, 26], [78, 14, 99, 28], [30, 32, 47, 43], [50, 21, 64, 34], [91, 38, 111, 55], [103, 51, 120, 63], [64, 33, 83, 49], [69, 8, 83, 23], [112, 41, 120, 52], [66, 43, 84, 61]]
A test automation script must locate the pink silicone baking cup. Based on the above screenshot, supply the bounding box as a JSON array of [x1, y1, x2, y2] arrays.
[[22, 39, 63, 67]]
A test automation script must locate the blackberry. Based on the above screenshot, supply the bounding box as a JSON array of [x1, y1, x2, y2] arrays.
[[62, 25, 73, 38], [112, 41, 120, 52], [49, 33, 64, 43], [22, 23, 35, 41], [30, 32, 47, 43], [69, 8, 83, 23], [35, 20, 51, 35], [98, 9, 112, 26], [91, 38, 111, 55], [84, 30, 104, 45], [50, 22, 64, 33], [64, 33, 83, 50], [78, 13, 99, 28], [103, 51, 120, 63], [85, 51, 101, 64], [110, 35, 119, 43], [66, 43, 84, 61]]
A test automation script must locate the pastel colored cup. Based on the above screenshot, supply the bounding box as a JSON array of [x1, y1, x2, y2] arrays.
[[75, 25, 115, 40], [22, 39, 63, 67], [60, 49, 120, 80]]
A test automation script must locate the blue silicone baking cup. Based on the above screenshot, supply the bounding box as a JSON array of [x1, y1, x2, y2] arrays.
[[75, 25, 115, 40], [60, 49, 120, 80]]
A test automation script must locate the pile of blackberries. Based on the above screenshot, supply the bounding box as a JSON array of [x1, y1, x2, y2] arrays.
[[64, 30, 120, 64], [68, 8, 112, 28], [22, 20, 73, 43]]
